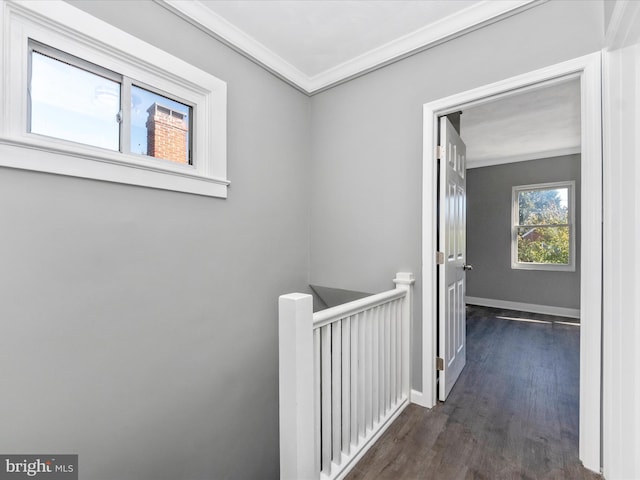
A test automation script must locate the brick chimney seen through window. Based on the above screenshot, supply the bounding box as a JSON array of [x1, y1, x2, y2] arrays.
[[146, 102, 189, 164]]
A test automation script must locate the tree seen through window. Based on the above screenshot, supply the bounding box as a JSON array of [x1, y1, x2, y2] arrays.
[[514, 185, 572, 266]]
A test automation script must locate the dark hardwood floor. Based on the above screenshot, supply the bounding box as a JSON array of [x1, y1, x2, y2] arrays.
[[345, 305, 602, 480]]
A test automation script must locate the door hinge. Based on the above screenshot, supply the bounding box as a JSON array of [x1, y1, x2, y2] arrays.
[[436, 145, 444, 160], [436, 251, 445, 265], [436, 357, 444, 371]]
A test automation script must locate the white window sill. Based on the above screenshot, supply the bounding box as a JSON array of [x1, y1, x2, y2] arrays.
[[511, 262, 576, 272]]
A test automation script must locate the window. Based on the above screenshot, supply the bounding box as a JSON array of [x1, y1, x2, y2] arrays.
[[29, 42, 194, 164], [1, 0, 227, 198], [512, 181, 575, 271]]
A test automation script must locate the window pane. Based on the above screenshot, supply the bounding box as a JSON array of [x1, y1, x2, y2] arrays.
[[518, 188, 569, 225], [517, 226, 570, 264], [131, 85, 191, 165], [30, 51, 120, 150]]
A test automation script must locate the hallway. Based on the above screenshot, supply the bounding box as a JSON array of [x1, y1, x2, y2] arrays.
[[345, 306, 601, 480]]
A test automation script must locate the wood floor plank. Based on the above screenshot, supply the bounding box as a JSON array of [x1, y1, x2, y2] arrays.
[[344, 305, 602, 480]]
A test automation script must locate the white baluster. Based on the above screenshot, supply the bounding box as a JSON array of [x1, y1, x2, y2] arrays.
[[313, 329, 320, 474], [396, 299, 402, 402], [384, 302, 391, 414], [350, 314, 358, 448], [379, 304, 385, 417], [357, 312, 365, 438], [372, 306, 380, 424], [390, 299, 397, 406], [341, 317, 351, 456], [331, 321, 342, 465], [365, 309, 373, 431], [321, 324, 332, 475]]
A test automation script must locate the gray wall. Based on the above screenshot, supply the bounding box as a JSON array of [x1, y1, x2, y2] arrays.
[[309, 0, 603, 390], [0, 1, 606, 478], [466, 155, 581, 310], [604, 0, 616, 34], [0, 1, 310, 479]]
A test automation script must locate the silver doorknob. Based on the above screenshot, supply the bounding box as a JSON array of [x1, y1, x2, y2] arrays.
[[463, 264, 473, 271]]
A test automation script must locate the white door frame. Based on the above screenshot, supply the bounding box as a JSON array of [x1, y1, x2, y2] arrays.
[[416, 52, 602, 473]]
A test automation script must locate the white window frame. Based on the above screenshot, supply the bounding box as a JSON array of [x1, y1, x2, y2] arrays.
[[0, 0, 228, 198], [511, 181, 576, 272]]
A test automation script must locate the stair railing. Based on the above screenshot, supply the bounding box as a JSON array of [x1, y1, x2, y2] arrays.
[[279, 272, 415, 480]]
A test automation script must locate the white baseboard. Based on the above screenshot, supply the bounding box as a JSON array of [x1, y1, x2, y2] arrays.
[[465, 296, 580, 319], [410, 389, 432, 408]]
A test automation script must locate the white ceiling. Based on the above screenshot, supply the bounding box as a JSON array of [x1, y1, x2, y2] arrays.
[[161, 0, 578, 165], [461, 78, 581, 167], [162, 0, 540, 93]]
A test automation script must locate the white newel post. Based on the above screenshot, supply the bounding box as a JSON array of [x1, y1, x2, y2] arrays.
[[279, 293, 317, 480], [393, 272, 415, 399]]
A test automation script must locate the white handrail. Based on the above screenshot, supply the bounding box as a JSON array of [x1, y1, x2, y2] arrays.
[[313, 288, 406, 328]]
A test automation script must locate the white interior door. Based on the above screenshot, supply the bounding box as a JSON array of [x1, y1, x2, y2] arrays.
[[438, 116, 467, 401]]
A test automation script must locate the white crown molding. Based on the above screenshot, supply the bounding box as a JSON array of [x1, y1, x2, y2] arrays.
[[159, 0, 542, 95], [159, 0, 310, 92], [305, 0, 542, 93], [466, 146, 581, 169], [604, 0, 640, 50]]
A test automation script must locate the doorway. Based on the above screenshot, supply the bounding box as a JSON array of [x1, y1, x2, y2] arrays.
[[417, 53, 602, 473]]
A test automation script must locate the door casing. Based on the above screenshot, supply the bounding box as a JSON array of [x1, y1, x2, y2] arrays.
[[416, 52, 603, 473]]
